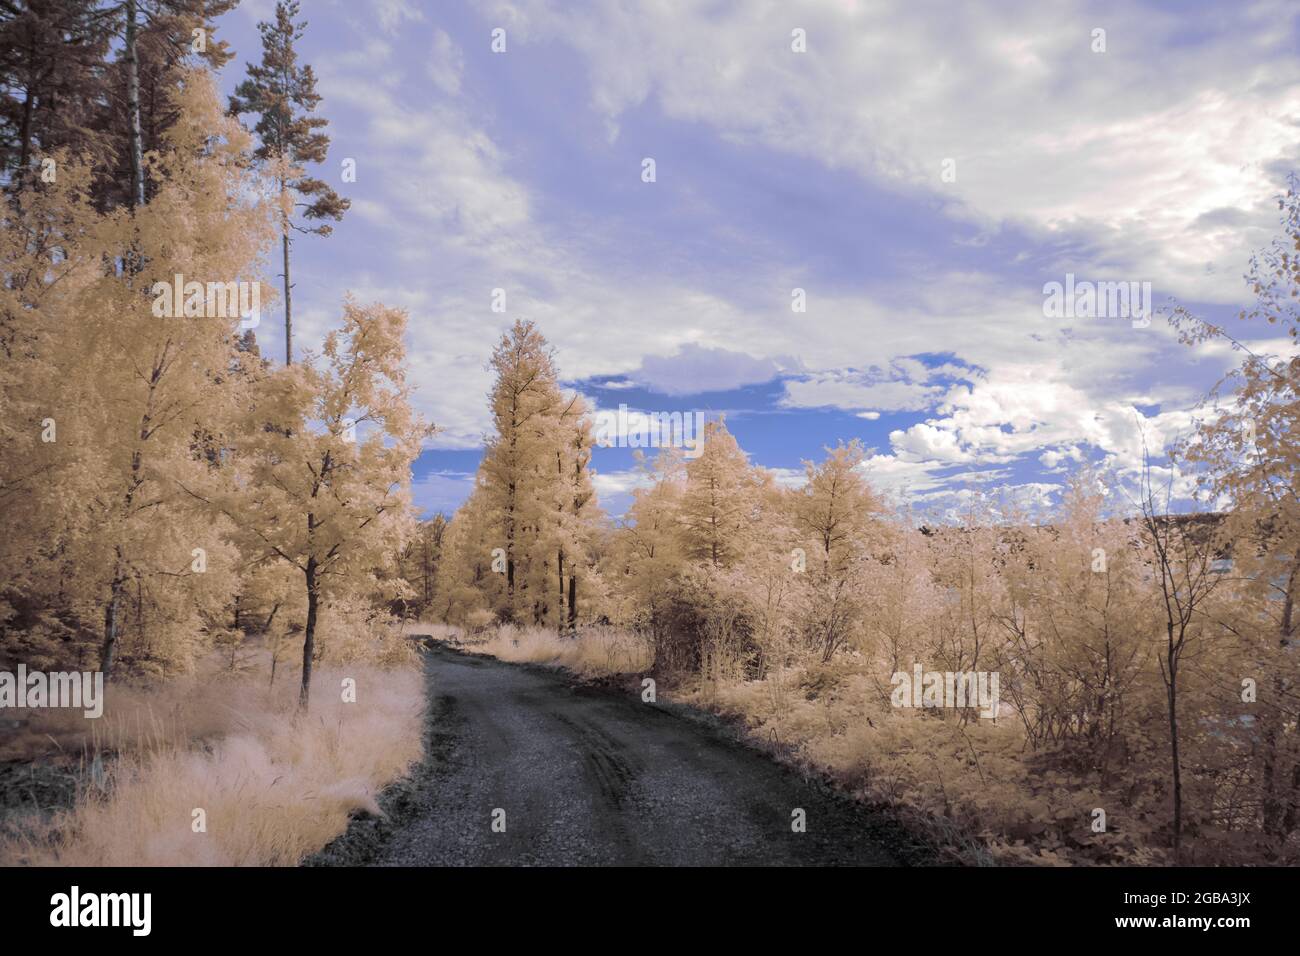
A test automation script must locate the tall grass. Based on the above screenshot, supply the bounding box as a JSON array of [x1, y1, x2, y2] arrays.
[[428, 622, 652, 677], [0, 656, 424, 866]]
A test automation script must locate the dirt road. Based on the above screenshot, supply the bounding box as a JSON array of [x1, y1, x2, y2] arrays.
[[311, 644, 926, 866]]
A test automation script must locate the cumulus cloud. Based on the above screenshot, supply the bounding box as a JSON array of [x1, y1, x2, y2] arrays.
[[886, 363, 1200, 479]]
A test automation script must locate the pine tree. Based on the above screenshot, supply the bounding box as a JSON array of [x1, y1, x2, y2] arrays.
[[548, 394, 598, 631], [435, 483, 503, 626], [396, 514, 447, 618], [0, 0, 112, 190], [92, 0, 240, 210], [478, 320, 566, 622], [611, 450, 686, 638], [442, 321, 605, 629], [229, 0, 349, 365]]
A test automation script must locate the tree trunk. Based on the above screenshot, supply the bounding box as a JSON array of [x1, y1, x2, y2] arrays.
[[282, 229, 292, 364], [1262, 549, 1299, 839], [1166, 629, 1182, 856], [300, 560, 318, 709], [557, 549, 565, 631], [99, 569, 125, 681], [125, 0, 145, 209], [16, 72, 33, 186], [422, 544, 433, 608], [568, 571, 577, 633]]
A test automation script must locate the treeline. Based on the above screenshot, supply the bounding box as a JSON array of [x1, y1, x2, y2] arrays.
[[439, 189, 1300, 860], [1, 0, 239, 205], [0, 1, 425, 706]]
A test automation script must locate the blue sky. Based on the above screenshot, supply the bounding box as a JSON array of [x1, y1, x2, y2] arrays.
[[215, 0, 1300, 520]]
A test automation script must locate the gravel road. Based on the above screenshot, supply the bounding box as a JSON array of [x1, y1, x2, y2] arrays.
[[311, 644, 926, 867]]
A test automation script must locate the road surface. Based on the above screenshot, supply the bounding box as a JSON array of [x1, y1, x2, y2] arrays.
[[311, 644, 925, 866]]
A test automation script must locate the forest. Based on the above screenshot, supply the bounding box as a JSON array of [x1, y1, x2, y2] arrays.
[[0, 0, 1297, 868]]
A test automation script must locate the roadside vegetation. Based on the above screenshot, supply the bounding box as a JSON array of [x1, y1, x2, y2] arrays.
[[1, 651, 423, 866]]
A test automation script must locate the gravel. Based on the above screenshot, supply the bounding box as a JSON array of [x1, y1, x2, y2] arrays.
[[308, 644, 934, 867]]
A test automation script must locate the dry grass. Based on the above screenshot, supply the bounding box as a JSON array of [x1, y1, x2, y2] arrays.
[[420, 621, 652, 677], [0, 655, 424, 866]]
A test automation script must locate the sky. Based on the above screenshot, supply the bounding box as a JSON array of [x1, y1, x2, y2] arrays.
[[214, 0, 1300, 521]]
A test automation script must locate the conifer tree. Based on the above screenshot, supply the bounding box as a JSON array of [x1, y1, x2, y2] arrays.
[[677, 418, 757, 569], [229, 0, 348, 364], [95, 0, 240, 210], [478, 320, 566, 622], [0, 0, 111, 189], [554, 401, 598, 631]]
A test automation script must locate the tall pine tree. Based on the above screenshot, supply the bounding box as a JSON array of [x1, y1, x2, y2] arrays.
[[229, 0, 348, 365]]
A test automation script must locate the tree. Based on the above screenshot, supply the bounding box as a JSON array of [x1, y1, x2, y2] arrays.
[[996, 471, 1152, 779], [677, 418, 757, 569], [2, 148, 108, 670], [90, 68, 271, 678], [396, 514, 447, 618], [549, 393, 599, 631], [1171, 174, 1300, 848], [791, 440, 884, 661], [477, 320, 568, 622], [435, 483, 502, 626], [793, 440, 879, 573], [1136, 454, 1226, 857], [609, 449, 687, 661], [435, 321, 605, 631], [91, 0, 239, 211], [208, 298, 428, 707], [229, 0, 348, 365], [1, 68, 275, 678], [0, 0, 111, 191]]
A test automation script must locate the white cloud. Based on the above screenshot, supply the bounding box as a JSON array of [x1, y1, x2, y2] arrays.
[[274, 2, 1295, 517], [887, 363, 1200, 478], [630, 344, 787, 394], [428, 29, 465, 95], [489, 0, 1300, 303], [411, 470, 476, 516], [781, 359, 965, 413], [592, 468, 655, 498], [372, 0, 425, 35]]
